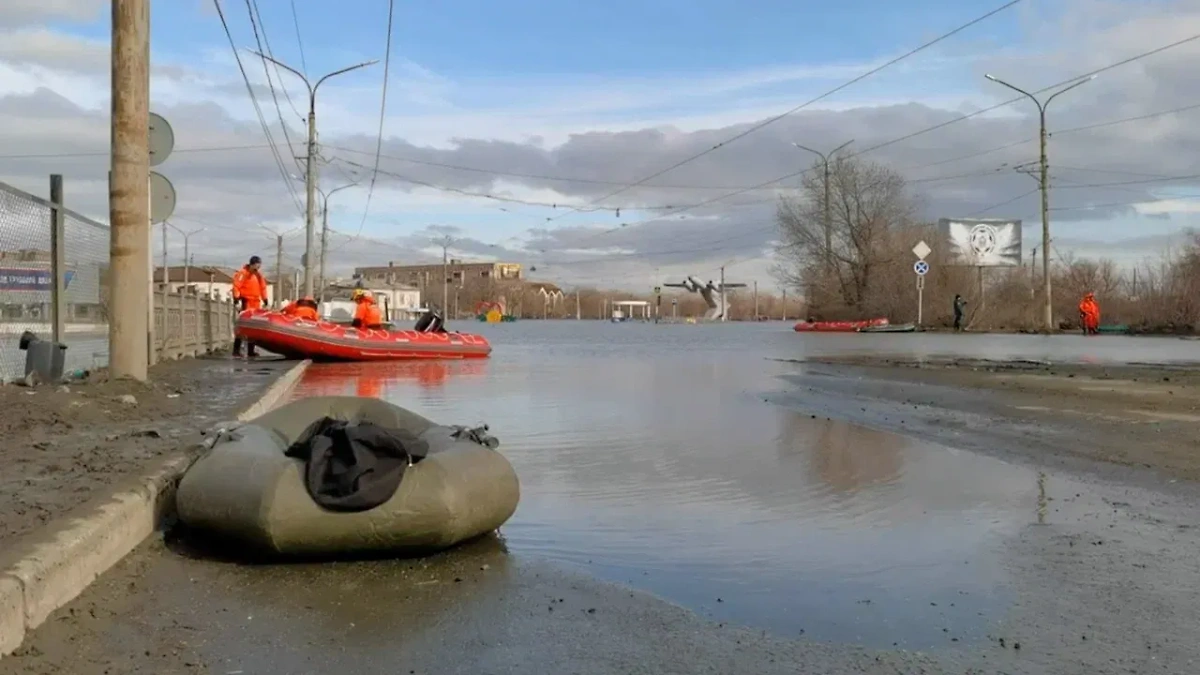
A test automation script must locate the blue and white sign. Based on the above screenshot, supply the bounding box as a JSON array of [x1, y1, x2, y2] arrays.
[[0, 268, 75, 291], [913, 260, 930, 276]]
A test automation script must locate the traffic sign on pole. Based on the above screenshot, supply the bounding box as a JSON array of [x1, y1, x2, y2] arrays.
[[914, 260, 930, 276], [916, 274, 925, 325], [912, 240, 931, 260], [148, 112, 174, 167]]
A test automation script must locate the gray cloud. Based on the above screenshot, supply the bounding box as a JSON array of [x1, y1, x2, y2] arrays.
[[0, 0, 104, 27]]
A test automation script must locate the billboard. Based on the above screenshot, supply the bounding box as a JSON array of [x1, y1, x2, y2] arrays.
[[0, 267, 75, 291], [938, 218, 1022, 267]]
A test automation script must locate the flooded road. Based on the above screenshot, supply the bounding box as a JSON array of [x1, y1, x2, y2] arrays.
[[6, 321, 1200, 675], [287, 321, 1169, 649]]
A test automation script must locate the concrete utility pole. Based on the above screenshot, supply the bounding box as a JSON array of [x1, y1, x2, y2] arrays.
[[275, 234, 284, 309], [753, 280, 758, 320], [109, 0, 150, 381], [793, 140, 853, 270], [317, 182, 357, 297], [434, 235, 453, 315], [160, 221, 168, 287], [985, 73, 1094, 331], [719, 265, 727, 322], [248, 50, 377, 299]]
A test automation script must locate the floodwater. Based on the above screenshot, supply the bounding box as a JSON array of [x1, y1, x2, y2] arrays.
[[287, 321, 1189, 649]]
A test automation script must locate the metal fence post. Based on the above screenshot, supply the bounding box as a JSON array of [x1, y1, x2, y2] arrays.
[[49, 175, 66, 345]]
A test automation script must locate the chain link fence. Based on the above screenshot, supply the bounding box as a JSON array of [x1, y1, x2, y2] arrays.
[[0, 180, 110, 381]]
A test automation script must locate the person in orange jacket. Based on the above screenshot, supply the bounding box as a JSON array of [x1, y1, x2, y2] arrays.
[[231, 256, 269, 357], [1078, 291, 1100, 335], [351, 288, 385, 329], [282, 296, 320, 321]]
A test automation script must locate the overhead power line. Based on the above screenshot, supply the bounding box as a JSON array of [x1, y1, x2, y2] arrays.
[[538, 0, 1026, 226], [210, 0, 304, 215], [244, 0, 302, 168], [289, 0, 309, 78], [563, 31, 1200, 248], [350, 0, 396, 242]]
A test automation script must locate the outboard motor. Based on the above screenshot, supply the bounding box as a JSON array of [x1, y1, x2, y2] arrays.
[[414, 309, 445, 333]]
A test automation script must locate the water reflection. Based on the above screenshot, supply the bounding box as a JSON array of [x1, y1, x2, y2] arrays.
[[292, 360, 488, 398], [289, 322, 1112, 649], [782, 415, 905, 493]]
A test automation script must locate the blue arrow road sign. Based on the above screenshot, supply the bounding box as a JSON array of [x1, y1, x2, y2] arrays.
[[914, 260, 930, 276]]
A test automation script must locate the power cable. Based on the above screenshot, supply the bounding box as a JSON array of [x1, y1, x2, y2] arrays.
[[563, 31, 1200, 249], [210, 0, 304, 215], [539, 0, 1026, 225], [244, 0, 303, 165], [350, 0, 396, 241], [289, 0, 309, 78]]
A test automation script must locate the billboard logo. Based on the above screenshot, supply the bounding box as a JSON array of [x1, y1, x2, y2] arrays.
[[938, 218, 1022, 267]]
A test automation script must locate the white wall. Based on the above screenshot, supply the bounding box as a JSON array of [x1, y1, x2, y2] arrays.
[[163, 281, 275, 305]]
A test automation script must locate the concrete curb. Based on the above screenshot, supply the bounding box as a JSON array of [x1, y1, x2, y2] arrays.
[[0, 359, 311, 658]]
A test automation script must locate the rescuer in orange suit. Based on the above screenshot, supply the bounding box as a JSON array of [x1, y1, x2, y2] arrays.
[[1078, 292, 1100, 335], [231, 255, 268, 357], [282, 296, 320, 321], [351, 289, 385, 329]]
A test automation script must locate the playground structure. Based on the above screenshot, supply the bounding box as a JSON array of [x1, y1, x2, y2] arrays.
[[662, 275, 747, 321], [475, 300, 516, 323]]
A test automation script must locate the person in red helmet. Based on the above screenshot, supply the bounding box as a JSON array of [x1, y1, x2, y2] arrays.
[[351, 288, 384, 329]]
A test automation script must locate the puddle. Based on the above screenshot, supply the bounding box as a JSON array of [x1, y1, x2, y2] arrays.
[[288, 325, 1118, 650]]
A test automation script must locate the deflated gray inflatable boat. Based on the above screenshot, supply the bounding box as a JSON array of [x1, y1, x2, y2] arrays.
[[175, 396, 520, 557]]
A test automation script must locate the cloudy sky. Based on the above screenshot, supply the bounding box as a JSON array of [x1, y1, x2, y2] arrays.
[[1, 0, 1199, 291]]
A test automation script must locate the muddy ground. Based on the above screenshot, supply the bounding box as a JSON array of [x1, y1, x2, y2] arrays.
[[3, 356, 1200, 674], [775, 354, 1200, 485], [0, 355, 295, 543]]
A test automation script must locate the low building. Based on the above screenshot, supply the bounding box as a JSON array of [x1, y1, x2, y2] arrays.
[[526, 281, 564, 300], [354, 260, 524, 290], [322, 281, 422, 322], [153, 266, 277, 305]]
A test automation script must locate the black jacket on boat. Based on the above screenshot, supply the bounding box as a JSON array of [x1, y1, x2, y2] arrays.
[[284, 416, 431, 512]]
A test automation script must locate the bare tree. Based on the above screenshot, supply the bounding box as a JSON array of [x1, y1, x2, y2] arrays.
[[774, 156, 917, 313]]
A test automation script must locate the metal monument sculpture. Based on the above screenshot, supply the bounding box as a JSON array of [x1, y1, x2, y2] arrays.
[[662, 275, 746, 321]]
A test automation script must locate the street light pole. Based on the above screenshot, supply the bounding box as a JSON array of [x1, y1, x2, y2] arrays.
[[984, 73, 1095, 331], [165, 222, 203, 288], [792, 140, 853, 269], [317, 182, 357, 298], [248, 50, 378, 299], [434, 235, 453, 316]]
